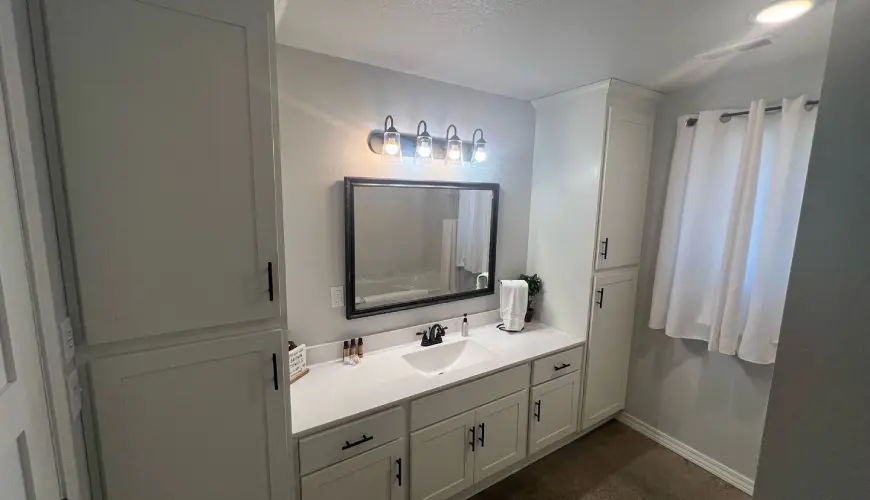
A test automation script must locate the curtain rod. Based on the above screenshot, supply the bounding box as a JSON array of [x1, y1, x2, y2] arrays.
[[685, 100, 819, 127]]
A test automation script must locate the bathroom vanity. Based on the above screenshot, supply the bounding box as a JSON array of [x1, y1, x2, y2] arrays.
[[291, 317, 585, 500]]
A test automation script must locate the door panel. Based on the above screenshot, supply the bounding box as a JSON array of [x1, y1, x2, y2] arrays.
[[473, 390, 528, 482], [302, 439, 405, 500], [410, 411, 475, 500], [0, 70, 59, 498], [529, 371, 581, 454], [596, 107, 653, 270], [43, 0, 280, 343], [583, 271, 638, 429], [90, 330, 291, 500]]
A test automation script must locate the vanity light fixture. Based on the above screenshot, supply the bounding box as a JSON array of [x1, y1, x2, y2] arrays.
[[754, 0, 814, 24], [445, 124, 463, 167], [471, 128, 487, 165], [415, 120, 433, 163], [382, 115, 402, 161]]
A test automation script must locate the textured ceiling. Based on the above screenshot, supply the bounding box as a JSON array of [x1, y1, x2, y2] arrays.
[[276, 0, 834, 100]]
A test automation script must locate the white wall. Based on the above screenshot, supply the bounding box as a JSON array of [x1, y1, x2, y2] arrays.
[[624, 54, 829, 480], [755, 1, 870, 496], [277, 47, 535, 346]]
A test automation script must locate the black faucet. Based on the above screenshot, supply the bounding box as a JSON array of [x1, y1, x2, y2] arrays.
[[418, 323, 449, 347]]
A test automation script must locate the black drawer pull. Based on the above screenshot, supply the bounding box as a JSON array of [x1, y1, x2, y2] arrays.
[[478, 423, 485, 447], [469, 427, 476, 451], [272, 353, 279, 391], [554, 363, 571, 371], [600, 238, 609, 259], [396, 458, 402, 486], [341, 435, 373, 450], [268, 262, 274, 302], [534, 400, 541, 422], [596, 288, 604, 309]]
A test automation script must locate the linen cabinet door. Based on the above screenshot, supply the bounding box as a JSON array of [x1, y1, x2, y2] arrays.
[[583, 270, 638, 430], [302, 439, 406, 500], [410, 411, 475, 500], [473, 390, 528, 482], [42, 0, 282, 344], [90, 329, 291, 500], [529, 371, 581, 454], [596, 106, 654, 270]]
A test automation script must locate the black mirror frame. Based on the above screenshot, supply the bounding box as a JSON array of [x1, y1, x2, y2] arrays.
[[344, 177, 499, 320]]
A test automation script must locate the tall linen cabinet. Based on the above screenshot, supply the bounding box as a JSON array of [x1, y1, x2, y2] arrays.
[[37, 0, 292, 499], [526, 80, 660, 431]]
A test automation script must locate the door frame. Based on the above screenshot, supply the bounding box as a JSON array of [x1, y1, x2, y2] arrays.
[[0, 0, 88, 498]]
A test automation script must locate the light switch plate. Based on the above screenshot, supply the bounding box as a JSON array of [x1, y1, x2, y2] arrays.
[[61, 317, 75, 363], [330, 286, 344, 308]]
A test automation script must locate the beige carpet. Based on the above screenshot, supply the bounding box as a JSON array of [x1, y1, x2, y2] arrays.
[[472, 421, 750, 500]]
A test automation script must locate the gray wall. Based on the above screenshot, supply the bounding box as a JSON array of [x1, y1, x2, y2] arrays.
[[624, 54, 829, 479], [277, 47, 535, 346], [754, 0, 870, 497], [354, 186, 454, 282]]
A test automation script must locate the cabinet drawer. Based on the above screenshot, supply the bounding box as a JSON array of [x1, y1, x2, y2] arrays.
[[531, 346, 584, 386], [299, 407, 405, 475], [411, 364, 530, 431]]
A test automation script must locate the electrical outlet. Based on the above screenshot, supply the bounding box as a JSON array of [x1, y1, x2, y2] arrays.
[[61, 317, 75, 363], [330, 286, 344, 308]]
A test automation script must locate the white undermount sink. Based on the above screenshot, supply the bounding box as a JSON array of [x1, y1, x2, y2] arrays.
[[402, 339, 494, 376]]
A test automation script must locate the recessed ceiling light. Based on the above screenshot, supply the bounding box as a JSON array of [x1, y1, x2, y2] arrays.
[[755, 0, 815, 24]]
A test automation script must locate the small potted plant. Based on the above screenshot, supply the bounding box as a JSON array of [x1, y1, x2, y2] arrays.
[[519, 273, 543, 323]]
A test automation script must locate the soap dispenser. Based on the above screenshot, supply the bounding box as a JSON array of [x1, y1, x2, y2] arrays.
[[461, 313, 469, 337]]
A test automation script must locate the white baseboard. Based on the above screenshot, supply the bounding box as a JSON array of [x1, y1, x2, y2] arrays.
[[616, 413, 754, 496]]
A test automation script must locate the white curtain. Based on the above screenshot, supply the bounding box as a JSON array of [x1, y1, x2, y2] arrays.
[[650, 96, 818, 364], [456, 191, 492, 274]]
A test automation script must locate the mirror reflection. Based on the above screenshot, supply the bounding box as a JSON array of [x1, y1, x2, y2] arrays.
[[347, 180, 498, 318]]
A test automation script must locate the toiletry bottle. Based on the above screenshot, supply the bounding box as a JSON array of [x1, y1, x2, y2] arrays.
[[350, 338, 357, 357], [461, 313, 469, 337], [357, 338, 364, 358], [342, 340, 349, 363]]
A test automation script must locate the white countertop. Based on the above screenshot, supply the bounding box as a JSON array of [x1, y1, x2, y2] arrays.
[[290, 322, 583, 436]]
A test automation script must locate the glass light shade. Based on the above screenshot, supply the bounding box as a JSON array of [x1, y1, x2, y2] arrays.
[[416, 135, 433, 162], [472, 142, 487, 164], [471, 128, 487, 166], [382, 130, 401, 160], [755, 0, 814, 24], [446, 139, 463, 166]]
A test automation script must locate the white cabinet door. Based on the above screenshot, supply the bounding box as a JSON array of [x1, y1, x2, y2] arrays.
[[529, 371, 581, 454], [410, 411, 475, 500], [583, 270, 638, 430], [596, 106, 654, 270], [43, 0, 281, 344], [91, 330, 292, 500], [473, 390, 528, 482], [302, 439, 405, 500]]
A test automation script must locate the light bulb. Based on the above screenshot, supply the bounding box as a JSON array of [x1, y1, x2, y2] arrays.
[[471, 128, 487, 165], [445, 125, 463, 166], [417, 145, 432, 158], [381, 115, 402, 161], [755, 0, 814, 24]]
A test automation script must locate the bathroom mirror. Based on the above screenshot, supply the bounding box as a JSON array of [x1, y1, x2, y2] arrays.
[[345, 177, 499, 319]]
